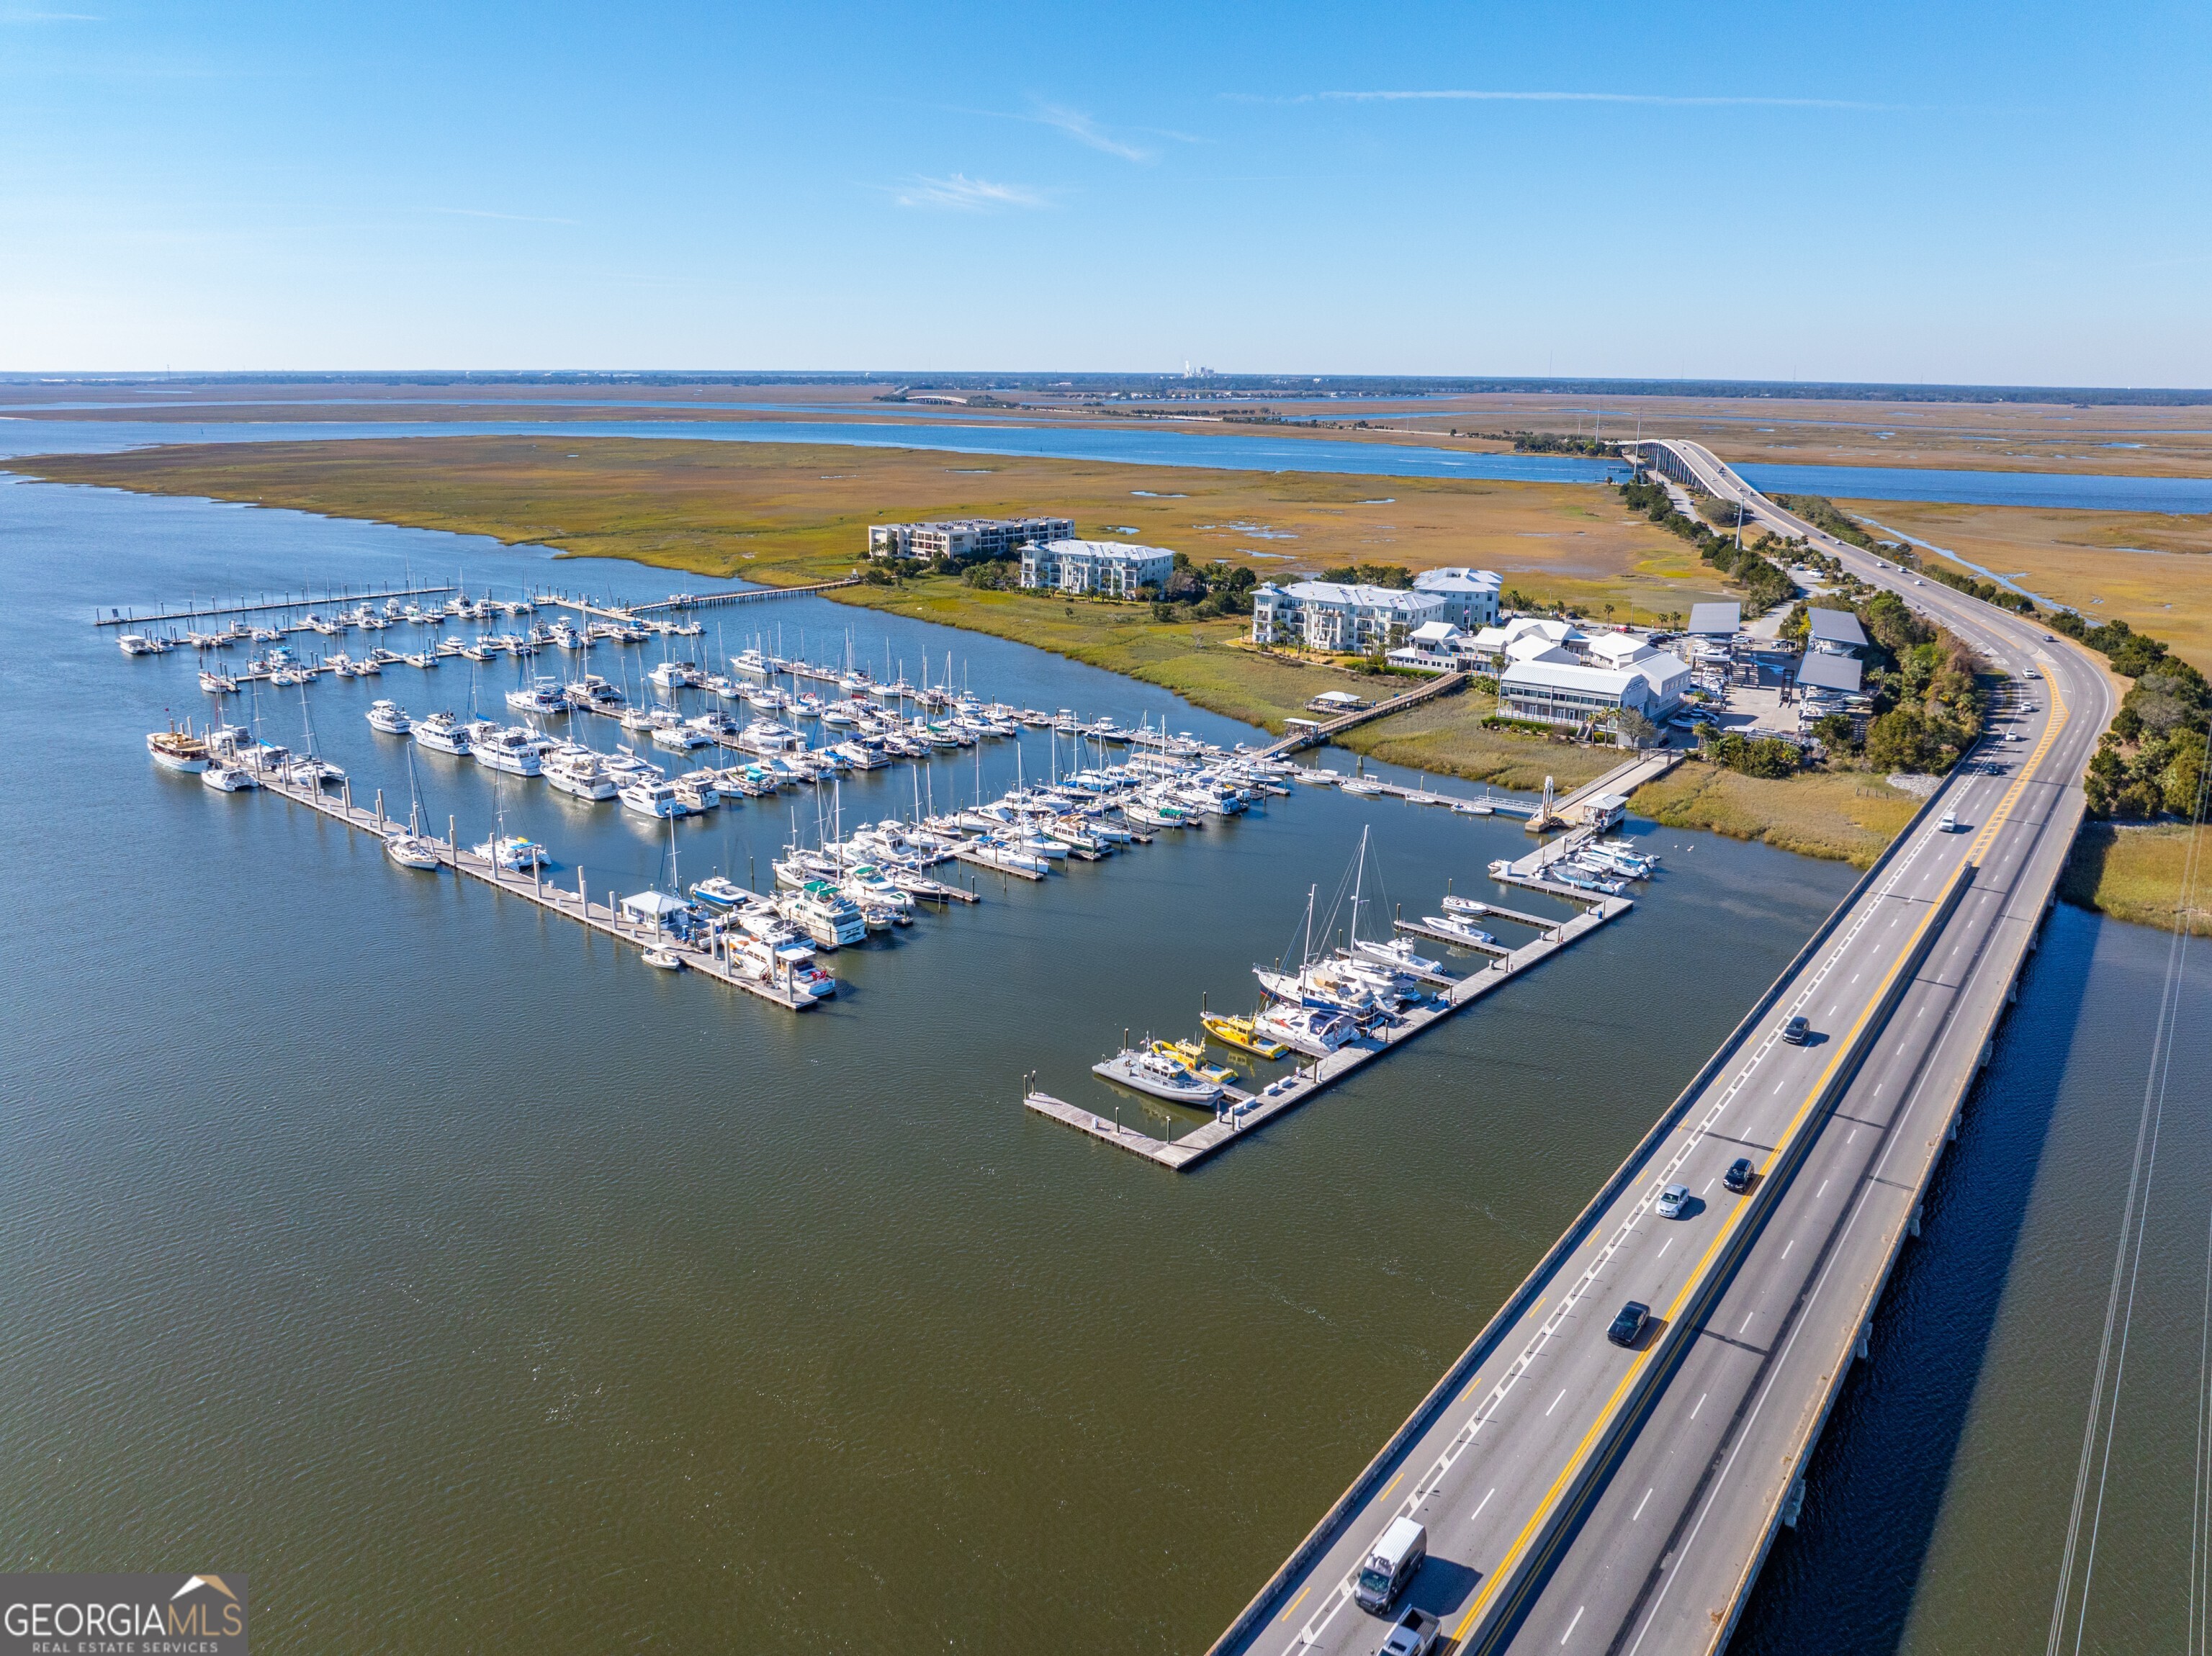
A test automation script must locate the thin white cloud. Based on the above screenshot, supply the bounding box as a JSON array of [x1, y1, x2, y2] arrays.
[[1278, 89, 1887, 110], [894, 174, 1052, 212], [1030, 103, 1154, 162], [431, 207, 580, 225]]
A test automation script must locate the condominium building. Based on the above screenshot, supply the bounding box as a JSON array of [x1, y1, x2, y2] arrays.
[[867, 516, 1073, 562], [1412, 567, 1503, 629], [1249, 581, 1447, 651], [1020, 539, 1177, 598]]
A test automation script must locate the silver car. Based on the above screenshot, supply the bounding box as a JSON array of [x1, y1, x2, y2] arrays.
[[1657, 1183, 1690, 1219]]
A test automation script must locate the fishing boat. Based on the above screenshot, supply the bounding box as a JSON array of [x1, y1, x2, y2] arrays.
[[1339, 776, 1385, 797], [146, 724, 211, 774], [1092, 1045, 1224, 1106], [1200, 1012, 1290, 1061], [413, 710, 472, 755], [198, 669, 238, 694], [367, 699, 413, 734], [1421, 914, 1496, 948], [640, 945, 685, 970]]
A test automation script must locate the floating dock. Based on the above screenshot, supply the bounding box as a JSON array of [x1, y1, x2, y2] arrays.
[[539, 575, 859, 624], [254, 771, 813, 1009], [94, 583, 458, 629], [1025, 886, 1629, 1170]]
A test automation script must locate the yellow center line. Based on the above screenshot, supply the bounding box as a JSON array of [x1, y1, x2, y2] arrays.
[[1445, 665, 2074, 1652]]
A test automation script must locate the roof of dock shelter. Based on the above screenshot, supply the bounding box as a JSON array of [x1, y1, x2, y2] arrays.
[[1688, 602, 1743, 636], [1797, 654, 1864, 693], [1805, 607, 1870, 649], [621, 891, 691, 918]]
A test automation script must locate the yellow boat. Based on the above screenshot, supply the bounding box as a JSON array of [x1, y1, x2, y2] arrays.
[[1200, 1013, 1289, 1061], [1154, 1038, 1239, 1087]]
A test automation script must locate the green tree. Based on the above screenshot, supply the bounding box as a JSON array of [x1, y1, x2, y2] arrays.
[[1865, 707, 1932, 771]]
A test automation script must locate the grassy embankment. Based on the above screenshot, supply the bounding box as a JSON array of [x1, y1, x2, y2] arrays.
[[2062, 824, 2212, 937]]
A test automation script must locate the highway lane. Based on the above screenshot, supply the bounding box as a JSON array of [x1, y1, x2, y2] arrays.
[[1214, 449, 2111, 1656]]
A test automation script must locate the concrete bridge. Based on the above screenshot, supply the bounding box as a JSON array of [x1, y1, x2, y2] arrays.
[[1209, 449, 2110, 1656]]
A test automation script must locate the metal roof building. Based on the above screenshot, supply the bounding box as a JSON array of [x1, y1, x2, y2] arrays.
[[1688, 601, 1743, 636], [1805, 608, 1870, 652], [1797, 654, 1864, 694]]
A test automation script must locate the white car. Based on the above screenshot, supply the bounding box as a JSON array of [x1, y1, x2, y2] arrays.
[[1656, 1183, 1690, 1219]]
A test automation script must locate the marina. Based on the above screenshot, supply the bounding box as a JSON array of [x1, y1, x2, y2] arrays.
[[1025, 883, 1631, 1171]]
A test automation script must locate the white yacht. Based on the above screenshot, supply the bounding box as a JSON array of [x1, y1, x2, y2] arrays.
[[117, 633, 165, 657], [413, 710, 471, 755], [199, 760, 259, 793], [543, 747, 619, 801], [198, 669, 238, 694], [647, 660, 697, 692], [775, 881, 867, 949], [505, 676, 567, 717], [367, 700, 413, 735], [471, 833, 549, 871], [146, 725, 211, 773], [1252, 1004, 1357, 1057], [619, 775, 687, 819], [1352, 936, 1440, 977], [1421, 914, 1496, 948], [671, 770, 721, 811], [472, 726, 544, 776]]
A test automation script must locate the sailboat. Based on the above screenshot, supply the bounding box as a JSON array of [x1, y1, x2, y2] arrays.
[[385, 747, 445, 870]]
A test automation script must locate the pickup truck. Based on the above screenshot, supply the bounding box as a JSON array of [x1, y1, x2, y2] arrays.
[[1380, 1608, 1441, 1656]]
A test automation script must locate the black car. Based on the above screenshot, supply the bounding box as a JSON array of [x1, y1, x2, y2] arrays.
[[1607, 1300, 1650, 1347], [1724, 1157, 1754, 1193], [1782, 1014, 1811, 1045]]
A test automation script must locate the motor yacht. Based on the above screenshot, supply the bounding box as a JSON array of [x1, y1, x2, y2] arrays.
[[367, 700, 413, 735], [413, 710, 471, 755], [505, 676, 567, 717], [1251, 1005, 1357, 1058], [619, 776, 687, 819], [199, 760, 259, 793], [199, 669, 238, 694], [776, 881, 867, 949], [472, 834, 549, 872], [146, 724, 211, 773], [688, 876, 751, 909], [543, 747, 619, 801], [472, 726, 544, 775], [1421, 914, 1497, 948]]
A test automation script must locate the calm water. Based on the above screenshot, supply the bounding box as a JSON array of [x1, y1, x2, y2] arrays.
[[0, 476, 2199, 1652], [6, 416, 2208, 511]]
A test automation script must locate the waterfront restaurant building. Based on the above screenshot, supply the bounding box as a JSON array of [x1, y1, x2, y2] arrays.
[[1498, 649, 1692, 728], [868, 516, 1073, 562], [1020, 539, 1177, 598], [1250, 581, 1448, 652]]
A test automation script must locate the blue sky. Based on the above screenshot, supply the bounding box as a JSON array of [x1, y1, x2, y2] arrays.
[[3, 1, 2206, 383]]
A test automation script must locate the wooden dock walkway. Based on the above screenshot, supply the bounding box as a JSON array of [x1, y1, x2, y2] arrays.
[[255, 771, 813, 1009], [541, 575, 860, 624], [1025, 888, 1631, 1171], [1258, 671, 1468, 760]]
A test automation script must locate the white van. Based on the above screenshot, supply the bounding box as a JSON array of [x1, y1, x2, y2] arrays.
[[1356, 1516, 1427, 1614], [1939, 809, 1959, 833]]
